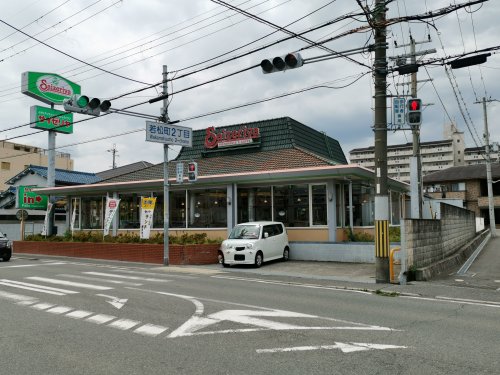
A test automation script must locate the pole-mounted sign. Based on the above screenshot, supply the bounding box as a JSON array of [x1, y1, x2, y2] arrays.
[[30, 105, 73, 134], [21, 71, 81, 105]]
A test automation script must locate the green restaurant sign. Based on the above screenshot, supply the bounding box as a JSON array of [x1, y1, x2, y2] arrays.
[[30, 105, 73, 134], [21, 71, 81, 105], [17, 186, 48, 210]]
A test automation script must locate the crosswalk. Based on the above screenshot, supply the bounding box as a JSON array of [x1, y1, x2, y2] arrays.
[[0, 269, 173, 338]]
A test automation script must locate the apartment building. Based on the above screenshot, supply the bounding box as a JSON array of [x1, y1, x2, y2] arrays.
[[464, 146, 500, 165], [0, 141, 73, 190], [349, 123, 465, 182]]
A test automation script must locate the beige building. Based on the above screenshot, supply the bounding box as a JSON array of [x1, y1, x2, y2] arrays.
[[349, 123, 465, 182], [0, 141, 73, 190]]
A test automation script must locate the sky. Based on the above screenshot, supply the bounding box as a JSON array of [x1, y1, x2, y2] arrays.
[[0, 0, 498, 173]]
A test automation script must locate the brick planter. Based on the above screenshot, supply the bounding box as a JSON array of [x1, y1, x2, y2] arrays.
[[13, 241, 220, 265]]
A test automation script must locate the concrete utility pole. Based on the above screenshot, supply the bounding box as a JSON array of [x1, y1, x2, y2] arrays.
[[373, 0, 390, 283], [476, 97, 496, 237], [162, 65, 170, 265]]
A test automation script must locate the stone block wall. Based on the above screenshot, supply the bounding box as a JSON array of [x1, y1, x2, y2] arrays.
[[404, 203, 476, 268]]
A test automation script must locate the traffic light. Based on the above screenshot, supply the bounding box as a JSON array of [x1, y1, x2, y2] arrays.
[[63, 95, 111, 116], [187, 161, 198, 182], [260, 52, 303, 74], [407, 98, 422, 126]]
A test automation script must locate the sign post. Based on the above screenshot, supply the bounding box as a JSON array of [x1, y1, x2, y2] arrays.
[[145, 107, 192, 265]]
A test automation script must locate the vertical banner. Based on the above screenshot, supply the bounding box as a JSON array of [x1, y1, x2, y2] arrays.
[[41, 202, 53, 236], [140, 197, 157, 239], [103, 197, 120, 236], [70, 205, 77, 234]]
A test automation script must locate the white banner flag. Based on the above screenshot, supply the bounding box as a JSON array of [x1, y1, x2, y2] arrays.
[[41, 202, 53, 236], [103, 197, 120, 236], [140, 197, 156, 239], [70, 205, 77, 233]]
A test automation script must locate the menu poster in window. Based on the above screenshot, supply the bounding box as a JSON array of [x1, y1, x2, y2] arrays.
[[140, 197, 156, 239], [103, 197, 120, 236]]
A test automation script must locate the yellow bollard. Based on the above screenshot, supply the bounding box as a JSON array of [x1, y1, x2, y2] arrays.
[[389, 247, 401, 284]]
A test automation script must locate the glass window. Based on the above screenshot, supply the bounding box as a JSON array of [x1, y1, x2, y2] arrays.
[[119, 194, 141, 229], [237, 187, 272, 223], [81, 197, 104, 229], [311, 185, 327, 225], [170, 191, 186, 228], [336, 184, 344, 227], [390, 190, 401, 225], [352, 183, 375, 226], [273, 185, 308, 227], [188, 189, 227, 228]]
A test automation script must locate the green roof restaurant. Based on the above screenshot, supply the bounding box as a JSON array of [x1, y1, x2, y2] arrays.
[[34, 117, 408, 247]]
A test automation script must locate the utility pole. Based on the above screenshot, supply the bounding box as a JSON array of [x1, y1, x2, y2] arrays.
[[373, 0, 390, 283], [107, 144, 118, 169], [162, 65, 170, 265], [475, 97, 496, 237]]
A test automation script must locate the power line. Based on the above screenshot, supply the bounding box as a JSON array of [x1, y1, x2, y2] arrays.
[[0, 17, 151, 86]]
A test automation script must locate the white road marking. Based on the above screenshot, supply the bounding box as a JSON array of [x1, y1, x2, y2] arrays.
[[66, 310, 94, 319], [134, 324, 169, 337], [31, 303, 55, 310], [257, 342, 407, 354], [2, 262, 67, 268], [26, 277, 113, 291], [83, 272, 170, 283], [0, 279, 78, 295], [211, 275, 372, 294], [47, 306, 73, 315], [96, 294, 128, 309], [0, 290, 37, 303], [402, 295, 500, 308], [57, 274, 142, 286], [86, 314, 116, 325], [108, 319, 141, 330]]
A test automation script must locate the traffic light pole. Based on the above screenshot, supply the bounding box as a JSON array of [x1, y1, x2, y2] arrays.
[[373, 0, 390, 283]]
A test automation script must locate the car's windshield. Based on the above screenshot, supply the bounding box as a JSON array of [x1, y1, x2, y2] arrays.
[[229, 225, 260, 239]]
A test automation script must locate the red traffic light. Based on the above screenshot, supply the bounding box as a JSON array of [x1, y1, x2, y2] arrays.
[[407, 99, 421, 111], [188, 163, 196, 172]]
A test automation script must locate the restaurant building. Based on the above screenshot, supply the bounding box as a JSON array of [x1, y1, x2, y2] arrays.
[[35, 117, 408, 242]]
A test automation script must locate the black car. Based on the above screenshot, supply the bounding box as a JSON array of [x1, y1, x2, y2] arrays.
[[0, 232, 12, 261]]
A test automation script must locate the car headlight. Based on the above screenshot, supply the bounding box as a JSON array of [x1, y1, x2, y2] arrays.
[[246, 243, 253, 249], [222, 243, 233, 250], [7, 241, 12, 248]]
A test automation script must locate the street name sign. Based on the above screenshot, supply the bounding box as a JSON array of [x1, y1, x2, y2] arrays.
[[146, 121, 192, 147]]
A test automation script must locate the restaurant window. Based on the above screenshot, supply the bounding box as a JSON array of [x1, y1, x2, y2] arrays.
[[311, 184, 327, 225], [351, 183, 375, 226], [390, 190, 401, 225], [273, 185, 309, 227], [170, 191, 186, 228], [188, 189, 227, 228], [237, 187, 272, 223], [81, 197, 104, 229], [119, 194, 141, 229], [336, 184, 344, 227]]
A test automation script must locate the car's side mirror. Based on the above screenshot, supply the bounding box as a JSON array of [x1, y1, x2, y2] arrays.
[[264, 232, 269, 238]]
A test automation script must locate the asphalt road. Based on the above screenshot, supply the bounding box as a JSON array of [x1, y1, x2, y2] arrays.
[[1, 255, 499, 375]]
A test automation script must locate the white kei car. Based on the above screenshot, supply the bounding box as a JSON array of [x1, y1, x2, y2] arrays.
[[218, 221, 289, 268]]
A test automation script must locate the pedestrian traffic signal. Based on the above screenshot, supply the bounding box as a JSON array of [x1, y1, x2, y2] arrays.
[[63, 95, 111, 116], [187, 161, 198, 182], [260, 52, 303, 74], [407, 98, 422, 126]]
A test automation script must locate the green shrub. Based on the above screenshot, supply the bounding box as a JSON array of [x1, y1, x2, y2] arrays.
[[24, 231, 222, 245]]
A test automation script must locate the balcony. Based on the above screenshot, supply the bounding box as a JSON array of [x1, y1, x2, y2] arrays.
[[477, 196, 500, 208]]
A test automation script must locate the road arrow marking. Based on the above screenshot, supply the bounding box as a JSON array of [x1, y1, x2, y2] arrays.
[[256, 342, 407, 354], [96, 294, 128, 309]]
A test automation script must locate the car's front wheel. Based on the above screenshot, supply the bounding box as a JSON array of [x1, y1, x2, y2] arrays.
[[218, 252, 229, 268], [254, 252, 263, 268], [2, 254, 11, 262]]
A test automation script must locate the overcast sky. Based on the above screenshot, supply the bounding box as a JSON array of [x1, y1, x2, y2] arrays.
[[0, 0, 498, 173]]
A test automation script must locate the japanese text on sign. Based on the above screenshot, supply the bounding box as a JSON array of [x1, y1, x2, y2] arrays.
[[145, 121, 192, 147]]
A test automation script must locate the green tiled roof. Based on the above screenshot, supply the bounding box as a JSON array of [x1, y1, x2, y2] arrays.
[[175, 117, 347, 164]]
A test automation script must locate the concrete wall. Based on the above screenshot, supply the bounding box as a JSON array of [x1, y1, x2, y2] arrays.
[[404, 203, 476, 269]]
